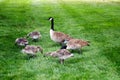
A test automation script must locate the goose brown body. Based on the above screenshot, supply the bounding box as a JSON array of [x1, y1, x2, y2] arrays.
[[50, 29, 72, 43], [49, 17, 72, 44]]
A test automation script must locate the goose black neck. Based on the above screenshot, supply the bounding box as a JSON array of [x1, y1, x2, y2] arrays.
[[51, 19, 54, 31], [61, 45, 67, 49]]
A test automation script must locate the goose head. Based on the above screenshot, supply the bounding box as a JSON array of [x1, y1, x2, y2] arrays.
[[48, 17, 53, 21], [62, 37, 73, 45], [61, 39, 70, 48], [48, 17, 54, 31]]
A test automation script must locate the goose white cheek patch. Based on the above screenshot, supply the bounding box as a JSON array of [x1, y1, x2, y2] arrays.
[[49, 18, 52, 21]]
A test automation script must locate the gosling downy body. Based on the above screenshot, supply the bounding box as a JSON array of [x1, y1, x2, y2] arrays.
[[21, 45, 43, 58], [49, 17, 72, 44], [45, 49, 74, 64], [27, 31, 41, 41], [15, 37, 28, 47], [62, 38, 90, 53]]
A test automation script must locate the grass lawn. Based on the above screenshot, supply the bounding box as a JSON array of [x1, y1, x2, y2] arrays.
[[0, 0, 120, 80]]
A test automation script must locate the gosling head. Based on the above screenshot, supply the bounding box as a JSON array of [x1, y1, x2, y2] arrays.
[[62, 37, 73, 45], [82, 41, 90, 47]]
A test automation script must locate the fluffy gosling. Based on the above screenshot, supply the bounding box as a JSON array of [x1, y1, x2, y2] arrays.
[[45, 49, 74, 64], [61, 38, 90, 53], [21, 45, 43, 58], [27, 31, 41, 41], [15, 37, 28, 47]]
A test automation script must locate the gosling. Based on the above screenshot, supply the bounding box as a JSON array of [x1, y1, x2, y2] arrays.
[[61, 38, 90, 53], [27, 31, 41, 41], [21, 45, 43, 58], [15, 37, 28, 47], [45, 49, 74, 64]]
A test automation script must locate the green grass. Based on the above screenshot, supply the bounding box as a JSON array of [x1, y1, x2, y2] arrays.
[[0, 0, 120, 80]]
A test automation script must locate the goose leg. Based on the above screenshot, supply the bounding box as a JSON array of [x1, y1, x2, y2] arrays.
[[59, 59, 64, 64], [26, 54, 31, 60], [78, 49, 82, 54]]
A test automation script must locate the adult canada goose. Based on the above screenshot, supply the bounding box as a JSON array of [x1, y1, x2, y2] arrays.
[[48, 17, 72, 44], [61, 39, 90, 53], [45, 49, 74, 64], [27, 31, 41, 41], [15, 37, 28, 47], [21, 45, 43, 58]]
